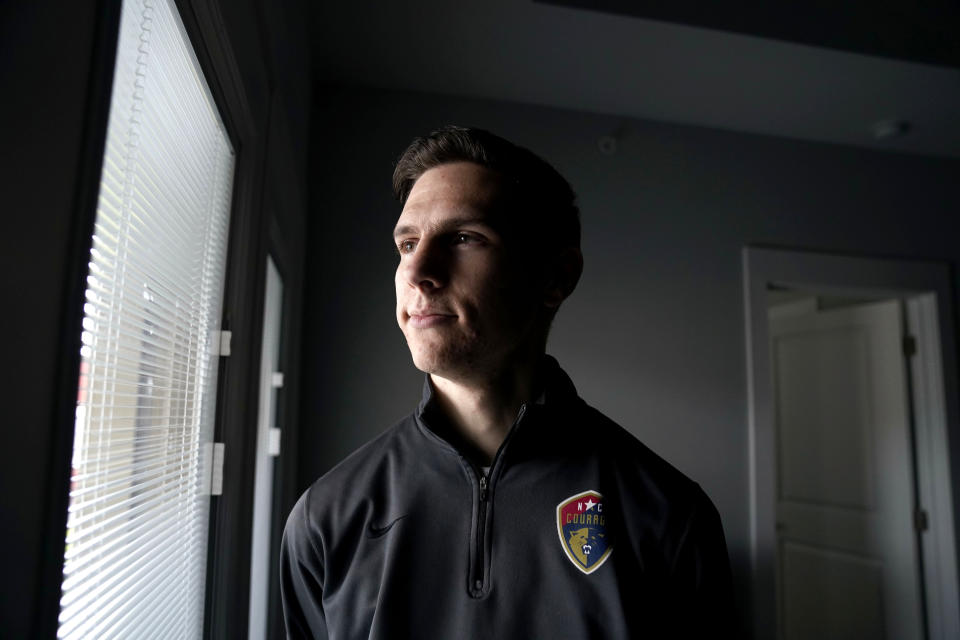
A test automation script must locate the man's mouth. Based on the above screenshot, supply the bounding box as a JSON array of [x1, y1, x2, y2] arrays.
[[408, 313, 456, 329]]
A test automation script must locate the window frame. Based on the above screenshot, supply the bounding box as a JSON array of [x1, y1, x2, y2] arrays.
[[172, 2, 271, 639]]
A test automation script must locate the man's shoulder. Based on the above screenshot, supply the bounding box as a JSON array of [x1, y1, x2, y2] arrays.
[[579, 403, 691, 478], [573, 402, 714, 518], [311, 415, 416, 494], [562, 402, 727, 573], [544, 359, 704, 492], [282, 416, 420, 564], [290, 415, 418, 524]]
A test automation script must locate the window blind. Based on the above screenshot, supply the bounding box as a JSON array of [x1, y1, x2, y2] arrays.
[[58, 0, 234, 637]]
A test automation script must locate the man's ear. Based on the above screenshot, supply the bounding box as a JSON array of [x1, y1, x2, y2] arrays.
[[543, 247, 583, 309]]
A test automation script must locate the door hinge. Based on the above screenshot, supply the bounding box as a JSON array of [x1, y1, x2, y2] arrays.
[[915, 507, 929, 532], [210, 442, 225, 496], [903, 335, 917, 358], [211, 330, 232, 357], [268, 427, 282, 456], [271, 372, 284, 388]]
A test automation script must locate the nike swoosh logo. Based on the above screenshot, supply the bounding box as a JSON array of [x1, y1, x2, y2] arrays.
[[367, 515, 407, 538]]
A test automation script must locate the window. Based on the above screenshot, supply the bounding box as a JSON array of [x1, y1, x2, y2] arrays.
[[58, 0, 234, 636]]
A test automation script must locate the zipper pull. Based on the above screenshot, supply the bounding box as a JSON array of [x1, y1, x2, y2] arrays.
[[479, 475, 488, 502]]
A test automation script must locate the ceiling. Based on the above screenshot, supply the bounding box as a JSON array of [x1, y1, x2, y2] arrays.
[[544, 0, 960, 68], [310, 0, 960, 158]]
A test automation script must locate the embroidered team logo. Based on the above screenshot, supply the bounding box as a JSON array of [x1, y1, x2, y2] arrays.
[[556, 490, 612, 574]]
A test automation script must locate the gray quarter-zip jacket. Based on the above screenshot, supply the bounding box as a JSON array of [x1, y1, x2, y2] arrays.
[[280, 357, 735, 639]]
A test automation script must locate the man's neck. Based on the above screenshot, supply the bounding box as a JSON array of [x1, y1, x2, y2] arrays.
[[429, 356, 543, 466]]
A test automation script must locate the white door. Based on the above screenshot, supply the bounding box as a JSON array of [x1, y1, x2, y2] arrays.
[[769, 298, 924, 640]]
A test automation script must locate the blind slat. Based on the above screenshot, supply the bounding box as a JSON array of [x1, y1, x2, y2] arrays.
[[62, 501, 202, 592]]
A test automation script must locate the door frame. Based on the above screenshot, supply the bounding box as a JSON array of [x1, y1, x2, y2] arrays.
[[743, 246, 960, 640]]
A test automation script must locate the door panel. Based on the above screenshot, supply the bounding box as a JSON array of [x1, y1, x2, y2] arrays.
[[782, 542, 885, 640], [777, 325, 875, 509], [770, 299, 923, 640]]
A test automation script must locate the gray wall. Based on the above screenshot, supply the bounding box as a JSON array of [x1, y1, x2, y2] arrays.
[[299, 85, 960, 630]]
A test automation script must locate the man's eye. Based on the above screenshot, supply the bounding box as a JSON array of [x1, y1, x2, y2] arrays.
[[397, 239, 417, 254], [454, 233, 475, 245]]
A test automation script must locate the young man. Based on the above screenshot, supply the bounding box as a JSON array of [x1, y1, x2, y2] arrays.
[[281, 126, 735, 639]]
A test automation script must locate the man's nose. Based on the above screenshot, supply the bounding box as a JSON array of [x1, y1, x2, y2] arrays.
[[403, 240, 448, 291]]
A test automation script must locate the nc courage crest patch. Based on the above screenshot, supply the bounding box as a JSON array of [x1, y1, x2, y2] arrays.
[[556, 490, 612, 574]]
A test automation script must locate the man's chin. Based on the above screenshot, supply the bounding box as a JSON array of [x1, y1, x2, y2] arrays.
[[408, 345, 472, 378], [409, 353, 455, 376]]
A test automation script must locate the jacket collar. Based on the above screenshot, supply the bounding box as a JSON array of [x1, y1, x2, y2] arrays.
[[415, 354, 579, 422]]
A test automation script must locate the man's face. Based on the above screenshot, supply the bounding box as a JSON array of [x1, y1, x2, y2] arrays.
[[393, 162, 544, 381]]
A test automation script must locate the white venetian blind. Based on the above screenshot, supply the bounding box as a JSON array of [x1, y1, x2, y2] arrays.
[[58, 0, 234, 637]]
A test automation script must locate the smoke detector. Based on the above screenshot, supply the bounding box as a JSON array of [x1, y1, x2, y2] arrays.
[[873, 119, 911, 140]]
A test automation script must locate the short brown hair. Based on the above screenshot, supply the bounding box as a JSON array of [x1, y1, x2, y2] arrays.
[[392, 125, 580, 251]]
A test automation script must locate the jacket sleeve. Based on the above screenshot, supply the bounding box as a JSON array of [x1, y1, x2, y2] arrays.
[[280, 490, 329, 640], [668, 486, 738, 635]]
